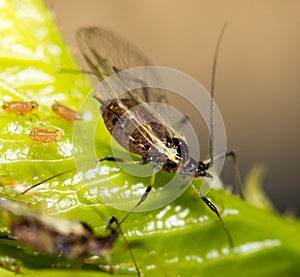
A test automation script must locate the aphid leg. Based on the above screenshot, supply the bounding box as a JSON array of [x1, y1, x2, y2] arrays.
[[108, 216, 141, 277], [55, 67, 95, 75], [19, 167, 78, 195], [0, 234, 16, 240], [225, 150, 244, 199], [51, 250, 63, 268], [84, 255, 115, 273], [120, 173, 156, 224], [20, 156, 130, 195], [98, 263, 114, 274], [190, 184, 234, 248], [205, 150, 244, 199], [30, 113, 40, 121], [93, 93, 106, 106]]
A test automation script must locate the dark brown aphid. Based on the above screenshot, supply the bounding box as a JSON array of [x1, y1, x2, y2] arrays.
[[23, 26, 243, 248], [2, 101, 39, 115], [77, 27, 243, 241], [0, 197, 140, 275], [51, 102, 82, 121], [29, 128, 63, 143]]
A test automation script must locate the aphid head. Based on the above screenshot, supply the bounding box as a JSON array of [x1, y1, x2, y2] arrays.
[[27, 101, 39, 113], [194, 161, 213, 178]]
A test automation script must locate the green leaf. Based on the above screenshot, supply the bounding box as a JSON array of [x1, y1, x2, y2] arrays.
[[244, 165, 276, 211], [0, 1, 300, 277]]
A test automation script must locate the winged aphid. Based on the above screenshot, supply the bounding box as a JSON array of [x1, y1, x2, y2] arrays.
[[22, 25, 243, 248]]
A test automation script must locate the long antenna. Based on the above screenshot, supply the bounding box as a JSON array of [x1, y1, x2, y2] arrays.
[[209, 23, 227, 165]]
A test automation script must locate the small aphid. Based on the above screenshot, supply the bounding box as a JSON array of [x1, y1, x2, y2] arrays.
[[2, 101, 39, 115], [51, 102, 82, 121], [0, 197, 120, 270], [29, 128, 63, 143]]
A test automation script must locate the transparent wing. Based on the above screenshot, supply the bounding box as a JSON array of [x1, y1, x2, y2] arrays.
[[76, 27, 168, 105], [77, 27, 178, 156]]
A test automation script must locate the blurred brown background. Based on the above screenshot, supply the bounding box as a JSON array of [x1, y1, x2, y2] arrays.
[[45, 0, 300, 214]]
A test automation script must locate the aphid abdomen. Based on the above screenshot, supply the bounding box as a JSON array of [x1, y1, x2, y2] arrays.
[[129, 122, 168, 157], [10, 217, 94, 259], [102, 98, 139, 130], [102, 98, 149, 154], [88, 235, 115, 258], [103, 98, 185, 170], [11, 218, 56, 254], [51, 233, 90, 259], [11, 221, 89, 259]]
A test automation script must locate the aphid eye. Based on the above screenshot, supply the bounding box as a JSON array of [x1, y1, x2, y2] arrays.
[[167, 160, 178, 168], [196, 162, 208, 177], [172, 138, 179, 145], [165, 137, 172, 148], [177, 145, 182, 157], [142, 145, 150, 151], [154, 124, 159, 130]]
